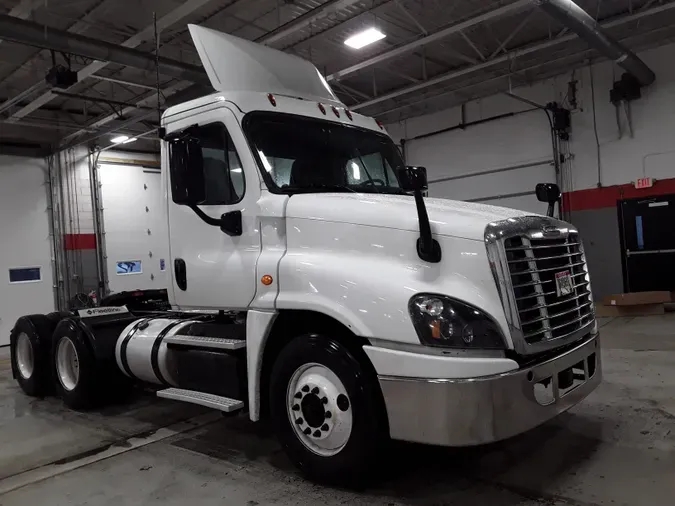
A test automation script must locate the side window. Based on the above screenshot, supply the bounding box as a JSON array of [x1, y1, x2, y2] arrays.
[[170, 123, 245, 205]]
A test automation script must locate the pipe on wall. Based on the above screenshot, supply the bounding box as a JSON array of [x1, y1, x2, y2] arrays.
[[0, 14, 209, 85], [535, 0, 655, 86]]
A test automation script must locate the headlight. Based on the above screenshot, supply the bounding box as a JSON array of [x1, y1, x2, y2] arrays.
[[409, 294, 506, 349]]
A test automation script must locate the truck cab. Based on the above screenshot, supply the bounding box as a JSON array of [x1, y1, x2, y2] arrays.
[[10, 25, 601, 484]]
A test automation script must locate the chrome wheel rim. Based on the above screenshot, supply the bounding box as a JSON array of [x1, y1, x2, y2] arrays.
[[16, 332, 34, 380], [287, 362, 352, 457], [56, 337, 80, 392]]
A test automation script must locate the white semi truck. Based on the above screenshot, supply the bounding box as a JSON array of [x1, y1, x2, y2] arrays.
[[9, 25, 601, 483]]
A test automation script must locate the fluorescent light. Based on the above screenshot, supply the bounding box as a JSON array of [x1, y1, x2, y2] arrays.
[[111, 135, 129, 144], [122, 137, 137, 144], [351, 162, 360, 179], [258, 150, 273, 172], [344, 28, 385, 49]]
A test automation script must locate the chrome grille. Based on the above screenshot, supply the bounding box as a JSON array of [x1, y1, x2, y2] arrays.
[[485, 217, 596, 355], [505, 234, 594, 345]]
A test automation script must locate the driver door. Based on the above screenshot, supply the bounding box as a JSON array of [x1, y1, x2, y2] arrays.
[[166, 105, 260, 310]]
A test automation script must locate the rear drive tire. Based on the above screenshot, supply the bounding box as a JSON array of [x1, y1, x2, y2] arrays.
[[270, 334, 386, 485], [52, 320, 99, 409], [10, 315, 61, 397]]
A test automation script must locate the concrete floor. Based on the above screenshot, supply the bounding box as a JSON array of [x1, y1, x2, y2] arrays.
[[1, 315, 675, 505]]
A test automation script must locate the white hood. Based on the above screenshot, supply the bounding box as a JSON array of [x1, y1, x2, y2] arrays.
[[188, 25, 339, 103], [286, 193, 533, 241]]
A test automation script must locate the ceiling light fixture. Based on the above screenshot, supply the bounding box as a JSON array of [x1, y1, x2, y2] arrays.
[[111, 135, 129, 144], [344, 28, 386, 49], [122, 137, 137, 144]]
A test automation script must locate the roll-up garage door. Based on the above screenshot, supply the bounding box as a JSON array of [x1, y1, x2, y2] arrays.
[[99, 163, 168, 294], [405, 109, 556, 213], [0, 157, 54, 345]]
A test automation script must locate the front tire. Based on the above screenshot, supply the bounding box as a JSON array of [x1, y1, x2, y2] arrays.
[[270, 334, 386, 484]]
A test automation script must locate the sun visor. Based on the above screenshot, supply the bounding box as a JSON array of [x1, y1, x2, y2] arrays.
[[188, 25, 339, 103]]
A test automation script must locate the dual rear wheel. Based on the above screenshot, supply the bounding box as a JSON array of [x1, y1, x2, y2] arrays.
[[11, 316, 121, 409]]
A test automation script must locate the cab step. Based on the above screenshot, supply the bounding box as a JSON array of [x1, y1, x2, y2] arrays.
[[164, 334, 246, 350], [157, 388, 244, 412]]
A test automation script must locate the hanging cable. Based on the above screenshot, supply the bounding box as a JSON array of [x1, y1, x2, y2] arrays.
[[589, 60, 602, 187]]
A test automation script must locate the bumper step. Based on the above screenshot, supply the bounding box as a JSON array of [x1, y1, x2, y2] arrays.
[[164, 334, 246, 350], [157, 388, 244, 412]]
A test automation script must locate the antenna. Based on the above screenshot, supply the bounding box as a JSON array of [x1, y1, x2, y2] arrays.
[[154, 12, 161, 138]]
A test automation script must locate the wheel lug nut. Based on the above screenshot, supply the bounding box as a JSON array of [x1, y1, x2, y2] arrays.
[[301, 385, 309, 393], [311, 387, 319, 395], [295, 417, 304, 425], [313, 430, 321, 437], [292, 404, 300, 411], [321, 397, 328, 404], [321, 424, 329, 431], [325, 411, 332, 419], [303, 428, 311, 435]]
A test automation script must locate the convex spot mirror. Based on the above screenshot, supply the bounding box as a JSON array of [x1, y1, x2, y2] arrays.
[[397, 166, 428, 192], [536, 182, 561, 204]]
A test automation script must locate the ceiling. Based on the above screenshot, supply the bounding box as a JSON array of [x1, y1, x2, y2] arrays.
[[0, 0, 674, 154]]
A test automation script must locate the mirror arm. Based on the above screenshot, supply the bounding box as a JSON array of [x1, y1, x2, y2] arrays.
[[547, 202, 555, 217], [413, 189, 442, 263], [188, 204, 223, 227], [188, 205, 242, 237]]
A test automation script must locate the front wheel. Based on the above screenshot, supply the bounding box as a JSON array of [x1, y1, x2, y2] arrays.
[[270, 334, 386, 484]]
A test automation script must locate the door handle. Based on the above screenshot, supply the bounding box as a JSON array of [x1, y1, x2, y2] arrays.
[[174, 258, 187, 291]]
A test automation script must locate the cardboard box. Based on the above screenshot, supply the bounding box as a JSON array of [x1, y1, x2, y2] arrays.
[[601, 291, 672, 307], [595, 303, 665, 317]]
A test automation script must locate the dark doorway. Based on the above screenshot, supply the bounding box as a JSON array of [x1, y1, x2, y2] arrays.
[[618, 193, 675, 292]]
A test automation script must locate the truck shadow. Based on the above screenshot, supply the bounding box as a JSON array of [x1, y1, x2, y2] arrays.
[[171, 410, 604, 504]]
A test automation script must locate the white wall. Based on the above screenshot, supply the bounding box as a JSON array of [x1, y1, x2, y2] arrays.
[[386, 41, 675, 201], [0, 156, 54, 345]]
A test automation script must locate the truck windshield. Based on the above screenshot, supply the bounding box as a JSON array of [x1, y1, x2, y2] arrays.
[[244, 112, 407, 195]]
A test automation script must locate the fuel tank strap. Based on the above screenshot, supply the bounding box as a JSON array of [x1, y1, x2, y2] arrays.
[[151, 319, 188, 386], [119, 318, 152, 380]]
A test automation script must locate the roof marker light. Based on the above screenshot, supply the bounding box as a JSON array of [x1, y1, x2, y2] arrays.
[[318, 103, 326, 115], [332, 106, 340, 118], [376, 120, 385, 130], [345, 110, 353, 120], [267, 93, 277, 106]]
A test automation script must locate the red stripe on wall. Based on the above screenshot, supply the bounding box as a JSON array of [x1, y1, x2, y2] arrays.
[[563, 177, 675, 212], [64, 234, 97, 250]]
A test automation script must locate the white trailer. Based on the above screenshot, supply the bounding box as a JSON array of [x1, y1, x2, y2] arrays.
[[9, 25, 601, 484]]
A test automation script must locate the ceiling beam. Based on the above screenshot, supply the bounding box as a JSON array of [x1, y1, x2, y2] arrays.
[[257, 0, 364, 45], [0, 0, 43, 43], [2, 0, 215, 121], [327, 0, 532, 82], [352, 1, 675, 111], [59, 82, 185, 146]]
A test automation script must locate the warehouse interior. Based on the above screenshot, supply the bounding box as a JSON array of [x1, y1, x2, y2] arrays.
[[1, 0, 675, 504]]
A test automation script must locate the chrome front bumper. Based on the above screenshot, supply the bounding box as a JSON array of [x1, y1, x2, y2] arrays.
[[379, 333, 601, 446]]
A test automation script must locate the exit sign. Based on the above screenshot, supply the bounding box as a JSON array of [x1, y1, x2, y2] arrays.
[[635, 177, 654, 189]]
